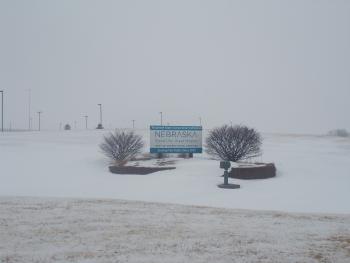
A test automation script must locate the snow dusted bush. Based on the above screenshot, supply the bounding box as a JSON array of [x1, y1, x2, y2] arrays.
[[206, 125, 262, 162], [100, 130, 144, 166]]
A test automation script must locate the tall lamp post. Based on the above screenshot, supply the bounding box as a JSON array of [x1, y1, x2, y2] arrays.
[[199, 117, 202, 126], [132, 120, 135, 129], [97, 104, 103, 129], [0, 90, 3, 132], [84, 115, 88, 129], [28, 89, 31, 130], [37, 111, 42, 131], [159, 111, 163, 126]]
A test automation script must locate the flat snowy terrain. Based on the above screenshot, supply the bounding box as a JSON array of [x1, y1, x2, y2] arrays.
[[0, 130, 349, 213], [1, 197, 350, 263]]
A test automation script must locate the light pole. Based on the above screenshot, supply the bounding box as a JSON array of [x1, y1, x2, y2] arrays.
[[84, 116, 88, 129], [37, 111, 42, 131], [199, 117, 202, 126], [132, 120, 135, 129], [159, 111, 163, 126], [0, 90, 3, 132], [28, 89, 31, 130], [97, 104, 103, 129]]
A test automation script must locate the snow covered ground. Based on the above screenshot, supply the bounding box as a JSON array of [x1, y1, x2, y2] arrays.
[[0, 130, 349, 214], [1, 197, 349, 263]]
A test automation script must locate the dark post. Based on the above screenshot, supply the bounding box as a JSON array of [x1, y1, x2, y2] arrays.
[[84, 115, 88, 129], [97, 104, 103, 129], [28, 89, 31, 130], [159, 112, 163, 126], [218, 161, 240, 189], [37, 111, 42, 131], [98, 104, 102, 125], [0, 90, 3, 132], [224, 169, 228, 185]]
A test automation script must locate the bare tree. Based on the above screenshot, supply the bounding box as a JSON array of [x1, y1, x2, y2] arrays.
[[206, 125, 262, 162], [100, 130, 144, 166]]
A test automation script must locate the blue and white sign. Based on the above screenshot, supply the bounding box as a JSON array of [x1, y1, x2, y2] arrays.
[[150, 126, 202, 153]]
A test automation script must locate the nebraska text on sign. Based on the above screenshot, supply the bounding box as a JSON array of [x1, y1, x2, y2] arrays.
[[150, 126, 202, 153]]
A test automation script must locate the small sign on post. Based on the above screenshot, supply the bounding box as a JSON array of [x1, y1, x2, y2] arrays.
[[218, 161, 240, 189], [150, 125, 202, 154]]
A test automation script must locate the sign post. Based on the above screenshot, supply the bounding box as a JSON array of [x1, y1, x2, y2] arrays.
[[218, 161, 240, 189]]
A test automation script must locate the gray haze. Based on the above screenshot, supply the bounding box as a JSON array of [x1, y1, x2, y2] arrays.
[[0, 0, 349, 133]]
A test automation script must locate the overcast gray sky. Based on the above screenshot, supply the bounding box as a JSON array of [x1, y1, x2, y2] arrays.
[[0, 0, 349, 133]]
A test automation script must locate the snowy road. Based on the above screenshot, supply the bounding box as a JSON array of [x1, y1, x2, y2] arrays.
[[1, 197, 349, 263]]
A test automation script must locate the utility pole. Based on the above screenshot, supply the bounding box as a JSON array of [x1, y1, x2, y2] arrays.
[[97, 104, 103, 129], [159, 111, 163, 126], [0, 90, 3, 132], [28, 89, 31, 130], [37, 111, 42, 131], [84, 115, 88, 129]]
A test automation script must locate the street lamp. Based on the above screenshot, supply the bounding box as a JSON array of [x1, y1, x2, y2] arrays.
[[0, 90, 3, 132], [199, 117, 202, 126], [83, 115, 88, 129], [159, 112, 163, 126], [28, 89, 31, 130], [132, 120, 135, 129], [37, 111, 42, 131], [97, 104, 103, 129]]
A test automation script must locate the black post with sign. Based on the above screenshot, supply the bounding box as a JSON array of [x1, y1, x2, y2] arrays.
[[218, 161, 240, 189]]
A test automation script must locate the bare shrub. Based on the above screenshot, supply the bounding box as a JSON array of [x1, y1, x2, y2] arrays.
[[100, 130, 144, 166], [206, 125, 262, 162]]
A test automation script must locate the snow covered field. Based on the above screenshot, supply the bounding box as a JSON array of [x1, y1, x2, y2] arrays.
[[0, 130, 349, 214], [1, 197, 350, 263]]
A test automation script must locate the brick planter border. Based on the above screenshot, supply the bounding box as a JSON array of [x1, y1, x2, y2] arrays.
[[229, 163, 276, 180], [109, 166, 176, 175]]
